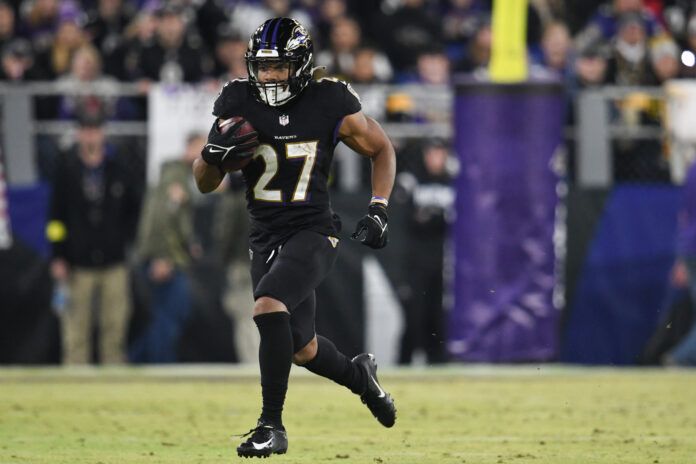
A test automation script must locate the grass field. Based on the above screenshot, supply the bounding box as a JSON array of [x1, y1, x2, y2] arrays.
[[1, 365, 695, 464]]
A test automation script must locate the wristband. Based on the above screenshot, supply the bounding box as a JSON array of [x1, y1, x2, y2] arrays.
[[370, 195, 389, 207]]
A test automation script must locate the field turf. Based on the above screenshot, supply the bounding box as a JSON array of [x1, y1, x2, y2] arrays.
[[1, 365, 695, 463]]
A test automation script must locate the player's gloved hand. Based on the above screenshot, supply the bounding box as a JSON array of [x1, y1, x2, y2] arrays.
[[351, 203, 388, 249], [201, 119, 259, 167]]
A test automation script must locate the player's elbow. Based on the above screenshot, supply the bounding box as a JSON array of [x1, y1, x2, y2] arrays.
[[373, 141, 395, 163]]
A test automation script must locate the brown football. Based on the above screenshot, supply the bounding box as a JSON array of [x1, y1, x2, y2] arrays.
[[218, 116, 257, 172]]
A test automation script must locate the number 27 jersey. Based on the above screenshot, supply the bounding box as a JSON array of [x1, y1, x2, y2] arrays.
[[213, 78, 362, 252]]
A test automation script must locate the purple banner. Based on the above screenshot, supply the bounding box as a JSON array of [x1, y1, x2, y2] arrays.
[[448, 83, 563, 362]]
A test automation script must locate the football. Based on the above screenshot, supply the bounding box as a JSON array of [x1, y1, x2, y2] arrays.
[[219, 116, 257, 172]]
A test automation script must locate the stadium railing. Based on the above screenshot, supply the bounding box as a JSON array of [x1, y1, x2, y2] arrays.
[[0, 81, 673, 187]]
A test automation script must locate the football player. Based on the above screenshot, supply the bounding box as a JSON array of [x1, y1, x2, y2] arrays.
[[193, 17, 397, 458]]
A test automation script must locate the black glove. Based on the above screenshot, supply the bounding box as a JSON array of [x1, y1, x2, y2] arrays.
[[201, 119, 259, 167], [351, 203, 388, 249]]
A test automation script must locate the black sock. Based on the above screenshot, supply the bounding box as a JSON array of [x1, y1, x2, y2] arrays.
[[254, 312, 293, 427], [303, 335, 365, 394]]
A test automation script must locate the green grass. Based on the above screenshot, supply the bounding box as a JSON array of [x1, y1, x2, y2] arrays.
[[1, 366, 695, 463]]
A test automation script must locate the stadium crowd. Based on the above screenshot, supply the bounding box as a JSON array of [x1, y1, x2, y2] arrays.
[[1, 0, 696, 101], [3, 0, 696, 179], [3, 0, 696, 365]]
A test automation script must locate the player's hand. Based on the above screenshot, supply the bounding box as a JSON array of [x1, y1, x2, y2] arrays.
[[351, 203, 388, 249], [201, 119, 259, 167]]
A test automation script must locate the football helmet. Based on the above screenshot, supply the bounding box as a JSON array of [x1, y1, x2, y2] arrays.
[[245, 17, 314, 107]]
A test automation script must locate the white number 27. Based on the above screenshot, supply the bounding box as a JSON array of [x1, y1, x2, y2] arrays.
[[253, 141, 318, 203]]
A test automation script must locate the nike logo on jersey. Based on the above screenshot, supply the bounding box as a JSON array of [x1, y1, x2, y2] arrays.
[[370, 375, 386, 398], [208, 147, 225, 153], [252, 438, 273, 450]]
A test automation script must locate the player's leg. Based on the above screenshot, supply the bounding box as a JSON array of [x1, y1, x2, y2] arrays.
[[237, 230, 337, 457], [235, 296, 292, 458], [235, 245, 292, 458], [292, 295, 397, 428], [290, 294, 364, 395], [253, 296, 293, 429]]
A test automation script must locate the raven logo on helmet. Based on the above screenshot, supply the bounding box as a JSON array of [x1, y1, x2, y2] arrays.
[[286, 24, 309, 51], [245, 18, 314, 107]]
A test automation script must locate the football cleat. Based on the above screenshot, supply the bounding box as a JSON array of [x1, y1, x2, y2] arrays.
[[236, 421, 288, 458], [352, 353, 397, 427]]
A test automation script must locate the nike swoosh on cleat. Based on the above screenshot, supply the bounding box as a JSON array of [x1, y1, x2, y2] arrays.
[[252, 438, 273, 450], [208, 147, 225, 153], [370, 375, 386, 398]]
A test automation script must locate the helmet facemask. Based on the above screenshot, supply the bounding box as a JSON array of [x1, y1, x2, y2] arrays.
[[248, 58, 294, 107], [245, 18, 314, 107]]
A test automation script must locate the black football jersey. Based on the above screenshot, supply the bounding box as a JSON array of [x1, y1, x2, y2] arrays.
[[213, 78, 362, 252]]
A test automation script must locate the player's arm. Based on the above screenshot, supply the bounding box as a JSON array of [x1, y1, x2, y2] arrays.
[[339, 111, 396, 249], [338, 111, 395, 200], [193, 155, 224, 194], [193, 118, 227, 193], [193, 117, 258, 193]]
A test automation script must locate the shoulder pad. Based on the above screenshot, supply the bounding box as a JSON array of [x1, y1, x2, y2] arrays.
[[316, 77, 361, 104]]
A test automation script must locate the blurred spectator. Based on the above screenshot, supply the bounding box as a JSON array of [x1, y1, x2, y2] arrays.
[[395, 140, 455, 365], [680, 15, 696, 78], [314, 0, 348, 49], [214, 173, 259, 364], [382, 0, 443, 74], [194, 0, 229, 53], [122, 9, 157, 80], [531, 21, 574, 80], [394, 48, 451, 119], [229, 0, 313, 41], [575, 0, 665, 55], [214, 27, 247, 81], [83, 0, 136, 80], [349, 45, 392, 84], [130, 133, 203, 363], [454, 16, 491, 74], [661, 1, 695, 46], [130, 4, 211, 84], [47, 108, 142, 364], [664, 160, 696, 366], [574, 41, 610, 88], [650, 36, 680, 83], [316, 15, 392, 82], [606, 12, 656, 85], [19, 0, 62, 53], [33, 10, 88, 79], [56, 44, 119, 122], [414, 48, 451, 85], [441, 0, 488, 57], [527, 0, 568, 46], [0, 1, 16, 52], [0, 38, 43, 80]]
